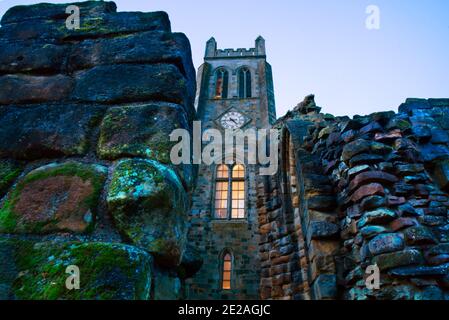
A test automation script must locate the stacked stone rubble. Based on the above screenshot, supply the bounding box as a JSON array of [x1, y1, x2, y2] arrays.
[[257, 97, 339, 300], [259, 95, 449, 300], [0, 1, 199, 300]]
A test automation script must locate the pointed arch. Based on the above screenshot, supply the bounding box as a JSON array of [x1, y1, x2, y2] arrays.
[[214, 67, 229, 99], [220, 249, 234, 290], [238, 67, 252, 98]]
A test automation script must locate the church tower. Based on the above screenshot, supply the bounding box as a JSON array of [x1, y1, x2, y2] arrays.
[[185, 37, 276, 299]]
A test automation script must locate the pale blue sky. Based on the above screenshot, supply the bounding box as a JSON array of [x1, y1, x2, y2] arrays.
[[1, 0, 448, 117]]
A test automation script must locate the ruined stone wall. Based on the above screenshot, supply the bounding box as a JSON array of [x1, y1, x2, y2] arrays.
[[258, 96, 449, 300], [0, 1, 199, 300]]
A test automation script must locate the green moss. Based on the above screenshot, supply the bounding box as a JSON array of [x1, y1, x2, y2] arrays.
[[0, 160, 22, 197], [108, 159, 167, 202], [10, 242, 152, 300], [106, 159, 186, 266], [97, 107, 176, 164], [0, 162, 106, 234]]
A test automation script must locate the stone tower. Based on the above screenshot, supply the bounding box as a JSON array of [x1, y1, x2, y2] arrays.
[[185, 37, 276, 299]]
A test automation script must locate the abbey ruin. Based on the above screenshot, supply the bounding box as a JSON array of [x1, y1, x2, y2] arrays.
[[0, 1, 448, 300]]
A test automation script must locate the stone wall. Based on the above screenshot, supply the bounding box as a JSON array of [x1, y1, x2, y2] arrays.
[[258, 95, 449, 300], [0, 1, 199, 300]]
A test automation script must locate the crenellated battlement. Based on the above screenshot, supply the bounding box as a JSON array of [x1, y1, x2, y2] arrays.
[[205, 36, 266, 58], [216, 47, 257, 57]]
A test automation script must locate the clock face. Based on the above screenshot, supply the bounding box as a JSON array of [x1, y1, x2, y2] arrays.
[[220, 111, 246, 129]]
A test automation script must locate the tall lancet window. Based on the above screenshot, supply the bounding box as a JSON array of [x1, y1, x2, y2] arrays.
[[215, 68, 229, 99], [222, 252, 232, 290], [238, 67, 252, 98], [214, 165, 229, 219], [231, 164, 245, 219], [214, 164, 246, 219]]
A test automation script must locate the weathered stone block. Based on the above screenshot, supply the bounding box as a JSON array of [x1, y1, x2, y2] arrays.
[[357, 208, 397, 228], [1, 1, 117, 25], [0, 162, 107, 234], [351, 183, 385, 203], [349, 154, 384, 167], [368, 233, 404, 256], [374, 130, 402, 143], [389, 263, 449, 277], [404, 226, 437, 245], [426, 243, 449, 257], [397, 203, 419, 217], [398, 98, 431, 114], [68, 31, 195, 92], [347, 165, 370, 179], [360, 121, 382, 134], [72, 64, 189, 107], [107, 159, 188, 267], [386, 117, 411, 131], [308, 221, 339, 240], [412, 125, 432, 143], [419, 143, 449, 163], [312, 274, 337, 300], [0, 104, 105, 160], [0, 11, 171, 42], [389, 217, 417, 231], [419, 216, 446, 227], [0, 239, 152, 300], [0, 74, 74, 105], [360, 195, 386, 211], [342, 139, 370, 161], [98, 103, 188, 163], [396, 164, 424, 176], [0, 40, 68, 74], [349, 171, 398, 192], [360, 225, 389, 239], [372, 249, 423, 271]]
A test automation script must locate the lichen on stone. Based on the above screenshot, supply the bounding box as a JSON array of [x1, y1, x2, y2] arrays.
[[0, 160, 22, 198], [3, 239, 153, 300], [107, 158, 188, 267], [0, 162, 107, 234]]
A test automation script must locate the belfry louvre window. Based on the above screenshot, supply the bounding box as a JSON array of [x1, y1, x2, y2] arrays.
[[222, 253, 232, 290], [214, 164, 246, 219], [238, 68, 251, 98], [215, 68, 229, 99]]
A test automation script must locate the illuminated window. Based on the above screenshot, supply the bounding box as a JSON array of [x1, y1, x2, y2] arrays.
[[214, 165, 229, 219], [215, 68, 229, 99], [238, 68, 251, 98], [231, 165, 245, 219], [222, 253, 232, 290], [214, 165, 245, 219]]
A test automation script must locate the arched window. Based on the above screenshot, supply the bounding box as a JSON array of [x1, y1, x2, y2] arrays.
[[214, 164, 246, 219], [231, 165, 245, 219], [222, 252, 232, 290], [215, 68, 229, 99], [214, 165, 229, 219], [238, 68, 251, 98]]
